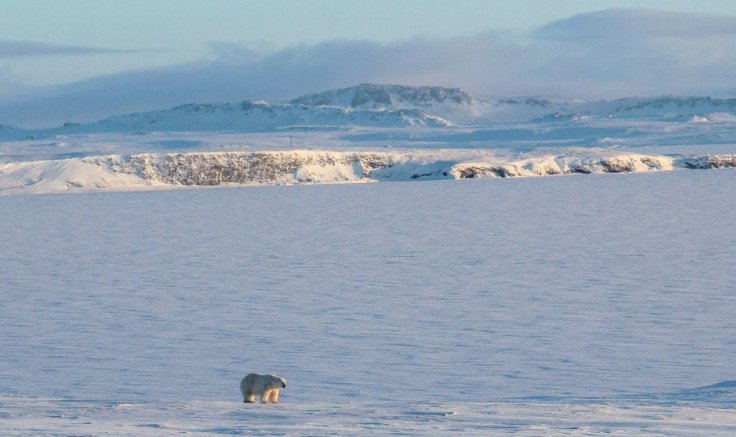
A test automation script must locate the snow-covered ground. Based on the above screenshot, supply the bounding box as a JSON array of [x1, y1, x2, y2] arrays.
[[2, 396, 735, 435], [2, 169, 735, 435]]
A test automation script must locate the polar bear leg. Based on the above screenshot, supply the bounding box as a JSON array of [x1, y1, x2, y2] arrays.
[[269, 389, 280, 403], [245, 393, 256, 403], [261, 389, 272, 403]]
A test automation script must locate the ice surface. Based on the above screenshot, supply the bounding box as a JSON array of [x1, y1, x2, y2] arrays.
[[1, 170, 735, 435], [1, 397, 734, 436]]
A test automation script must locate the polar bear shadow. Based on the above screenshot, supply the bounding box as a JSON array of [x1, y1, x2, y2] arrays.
[[240, 373, 287, 404]]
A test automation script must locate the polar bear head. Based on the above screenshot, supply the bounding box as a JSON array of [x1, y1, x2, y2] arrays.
[[268, 375, 287, 389]]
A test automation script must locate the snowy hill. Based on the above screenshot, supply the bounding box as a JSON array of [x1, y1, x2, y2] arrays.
[[63, 99, 452, 133], [293, 84, 571, 123], [68, 88, 736, 133], [607, 96, 736, 118], [291, 83, 473, 109], [4, 84, 736, 138], [288, 84, 736, 123]]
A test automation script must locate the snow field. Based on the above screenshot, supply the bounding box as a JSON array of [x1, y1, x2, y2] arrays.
[[1, 396, 734, 436], [1, 169, 735, 434]]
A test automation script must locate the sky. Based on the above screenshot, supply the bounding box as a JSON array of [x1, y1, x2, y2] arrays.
[[2, 0, 736, 127]]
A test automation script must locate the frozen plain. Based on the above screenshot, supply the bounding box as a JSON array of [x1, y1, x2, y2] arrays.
[[2, 167, 736, 435]]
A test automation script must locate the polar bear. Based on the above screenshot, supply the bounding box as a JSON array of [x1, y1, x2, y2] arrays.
[[240, 373, 287, 403]]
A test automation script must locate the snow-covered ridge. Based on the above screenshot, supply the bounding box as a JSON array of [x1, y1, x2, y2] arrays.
[[288, 85, 736, 122], [2, 149, 735, 195], [72, 101, 452, 133], [291, 83, 473, 108], [613, 96, 736, 113], [6, 84, 736, 137]]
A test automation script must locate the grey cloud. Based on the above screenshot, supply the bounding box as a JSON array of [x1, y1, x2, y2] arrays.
[[3, 8, 736, 128], [525, 9, 736, 97], [536, 8, 736, 41]]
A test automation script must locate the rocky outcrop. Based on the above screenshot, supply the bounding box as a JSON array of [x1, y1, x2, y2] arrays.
[[4, 150, 735, 194], [681, 155, 736, 169]]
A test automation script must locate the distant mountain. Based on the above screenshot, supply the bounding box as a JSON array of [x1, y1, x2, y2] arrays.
[[4, 84, 736, 138], [292, 83, 473, 108], [289, 86, 736, 123], [292, 84, 577, 124], [57, 98, 452, 135], [610, 96, 736, 116]]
